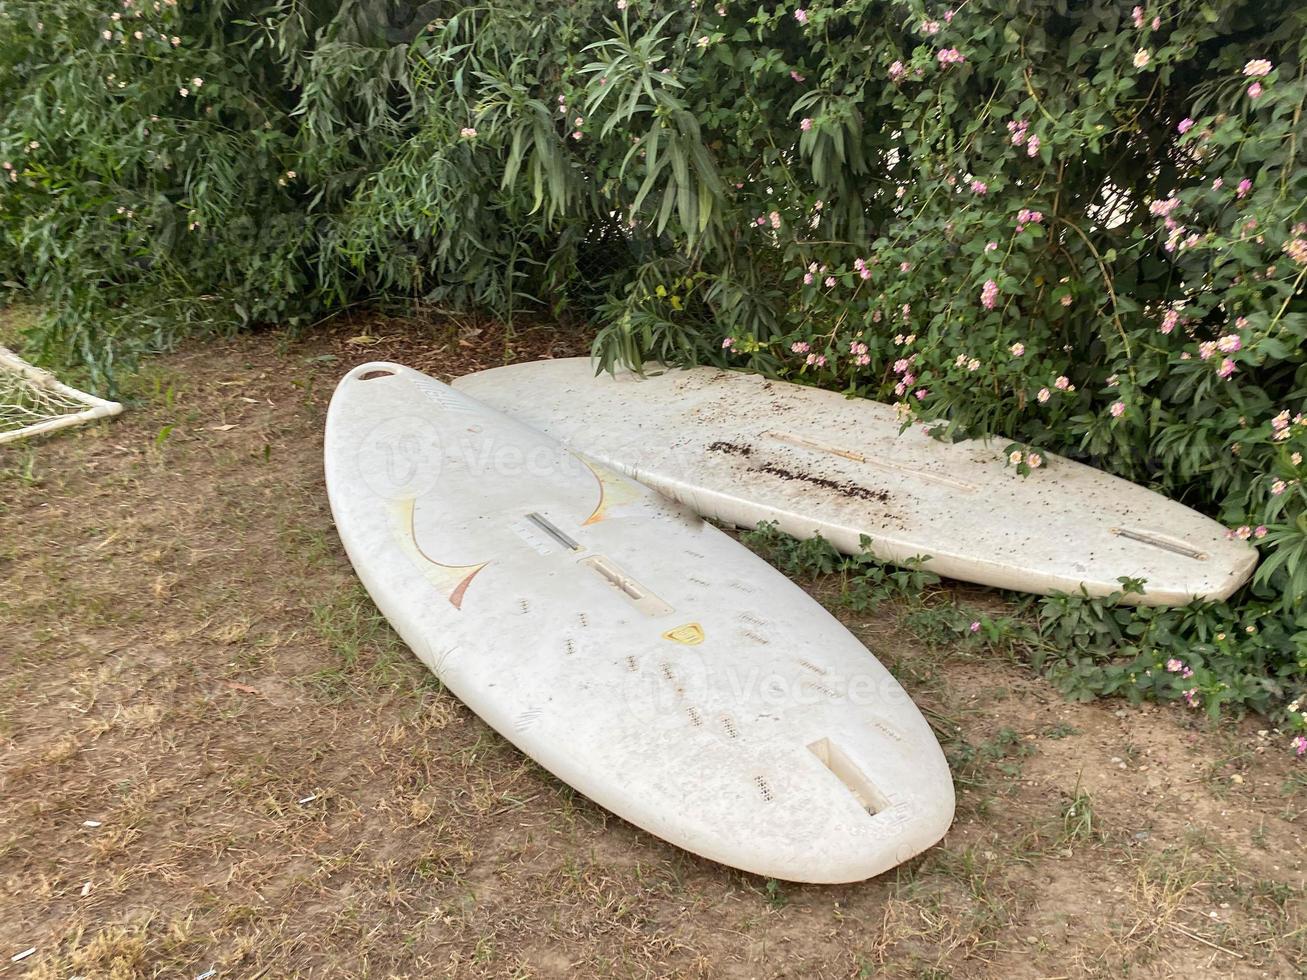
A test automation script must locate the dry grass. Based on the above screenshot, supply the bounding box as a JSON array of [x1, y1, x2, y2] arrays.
[[1, 313, 1304, 978]]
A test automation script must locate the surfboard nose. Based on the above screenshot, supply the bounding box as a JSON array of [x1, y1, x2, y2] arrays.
[[340, 361, 408, 385]]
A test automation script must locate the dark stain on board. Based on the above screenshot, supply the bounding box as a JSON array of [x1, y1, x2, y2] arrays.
[[707, 440, 890, 504], [708, 441, 754, 457], [754, 462, 892, 503]]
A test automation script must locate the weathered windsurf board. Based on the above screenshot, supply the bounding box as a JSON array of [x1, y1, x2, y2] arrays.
[[453, 359, 1256, 605], [324, 361, 955, 883]]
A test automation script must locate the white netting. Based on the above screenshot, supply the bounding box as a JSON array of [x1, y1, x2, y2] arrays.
[[0, 347, 123, 445]]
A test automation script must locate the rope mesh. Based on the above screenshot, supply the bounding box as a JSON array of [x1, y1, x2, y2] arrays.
[[0, 348, 122, 443]]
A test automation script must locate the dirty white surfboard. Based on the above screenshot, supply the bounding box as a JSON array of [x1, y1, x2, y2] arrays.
[[324, 361, 955, 883], [453, 359, 1257, 606]]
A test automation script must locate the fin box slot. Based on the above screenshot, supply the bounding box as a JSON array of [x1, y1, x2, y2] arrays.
[[808, 737, 889, 815], [578, 555, 674, 617]]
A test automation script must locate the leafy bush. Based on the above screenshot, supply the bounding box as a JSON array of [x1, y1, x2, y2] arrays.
[[1, 0, 1304, 740]]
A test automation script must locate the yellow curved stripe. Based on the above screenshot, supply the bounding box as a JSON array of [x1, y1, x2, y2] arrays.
[[580, 457, 642, 526], [389, 498, 490, 609]]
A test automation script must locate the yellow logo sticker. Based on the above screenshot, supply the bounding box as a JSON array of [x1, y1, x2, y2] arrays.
[[662, 623, 705, 645]]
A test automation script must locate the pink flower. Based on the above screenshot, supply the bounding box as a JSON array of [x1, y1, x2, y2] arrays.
[[1151, 16, 1160, 29], [1217, 357, 1236, 379], [1291, 735, 1307, 757], [1027, 452, 1042, 469], [721, 337, 735, 349], [1271, 479, 1287, 496], [921, 20, 940, 34], [1010, 342, 1025, 357], [1216, 333, 1242, 353], [945, 10, 955, 23], [824, 276, 836, 288], [1236, 178, 1252, 198], [1133, 49, 1150, 69], [459, 127, 478, 138], [1009, 450, 1023, 465], [1212, 177, 1223, 190], [803, 272, 814, 284], [899, 261, 911, 272], [805, 353, 826, 367], [1007, 119, 1029, 146], [1054, 376, 1071, 390], [1148, 196, 1179, 217], [791, 341, 810, 354], [970, 179, 988, 194], [914, 388, 928, 400], [1060, 294, 1073, 307], [769, 211, 781, 229], [1160, 308, 1180, 334], [889, 60, 906, 81], [981, 279, 999, 310], [1247, 82, 1263, 99], [1254, 525, 1268, 539], [1177, 117, 1195, 134], [1026, 134, 1040, 157], [936, 48, 965, 66], [1183, 688, 1200, 708], [1037, 387, 1050, 403], [969, 620, 981, 633], [800, 117, 813, 132], [984, 241, 998, 252], [1244, 59, 1273, 77], [790, 70, 806, 83], [794, 8, 808, 25], [1131, 6, 1144, 28], [1110, 400, 1126, 418]]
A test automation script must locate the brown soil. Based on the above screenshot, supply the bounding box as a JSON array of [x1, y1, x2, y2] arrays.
[[0, 312, 1303, 979], [751, 460, 891, 504], [707, 441, 754, 457]]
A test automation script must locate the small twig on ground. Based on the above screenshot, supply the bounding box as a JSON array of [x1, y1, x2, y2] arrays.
[[1168, 923, 1244, 959]]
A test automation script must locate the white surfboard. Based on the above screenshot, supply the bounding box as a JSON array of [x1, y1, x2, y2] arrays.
[[325, 362, 955, 883], [453, 359, 1256, 606]]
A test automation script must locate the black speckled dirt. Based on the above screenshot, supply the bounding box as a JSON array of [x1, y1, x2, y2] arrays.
[[708, 440, 754, 457], [753, 462, 892, 503], [708, 438, 891, 505]]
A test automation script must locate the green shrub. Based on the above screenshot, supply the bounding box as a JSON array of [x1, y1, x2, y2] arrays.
[[0, 0, 1303, 741]]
